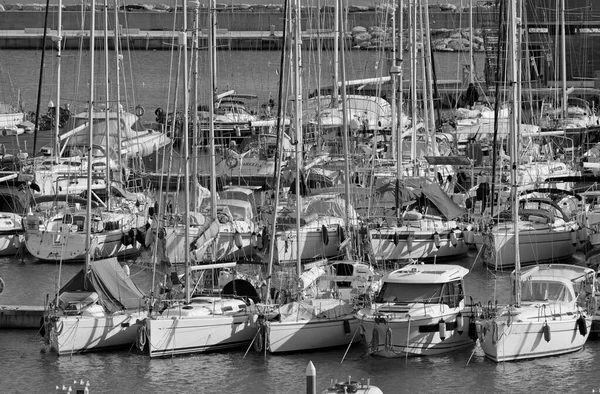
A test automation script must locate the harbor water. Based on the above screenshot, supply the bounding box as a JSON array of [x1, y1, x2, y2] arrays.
[[0, 49, 597, 393]]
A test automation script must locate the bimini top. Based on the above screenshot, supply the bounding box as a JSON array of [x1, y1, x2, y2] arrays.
[[383, 264, 469, 284], [514, 264, 595, 284]]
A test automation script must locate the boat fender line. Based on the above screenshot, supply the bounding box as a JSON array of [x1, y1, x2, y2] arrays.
[[337, 225, 345, 244], [135, 105, 145, 117], [54, 319, 64, 336], [371, 328, 379, 354], [571, 229, 577, 246], [577, 315, 588, 336], [456, 312, 464, 335], [234, 230, 243, 249], [406, 235, 414, 252], [136, 325, 147, 351], [439, 318, 446, 340], [587, 297, 597, 317], [449, 231, 458, 247], [468, 316, 478, 341], [433, 231, 441, 249], [543, 321, 551, 343], [385, 327, 393, 352], [322, 225, 329, 245], [343, 319, 351, 335]]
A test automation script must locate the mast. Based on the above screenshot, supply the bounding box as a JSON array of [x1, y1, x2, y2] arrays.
[[293, 0, 303, 272], [182, 0, 191, 304], [508, 0, 521, 306], [113, 0, 123, 184], [339, 0, 352, 243], [331, 0, 339, 106], [469, 0, 474, 84], [560, 0, 567, 118], [395, 0, 404, 220], [53, 0, 63, 164], [410, 0, 417, 174], [191, 1, 200, 213], [209, 0, 217, 222], [103, 0, 111, 209], [85, 0, 97, 279]]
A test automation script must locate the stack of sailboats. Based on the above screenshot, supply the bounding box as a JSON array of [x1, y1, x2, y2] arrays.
[[476, 0, 593, 362], [44, 1, 148, 354]]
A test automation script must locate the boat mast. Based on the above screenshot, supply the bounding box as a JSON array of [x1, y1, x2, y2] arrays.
[[293, 0, 303, 272], [54, 0, 63, 296], [560, 0, 567, 118], [410, 0, 417, 174], [103, 0, 111, 209], [85, 0, 97, 280], [113, 0, 123, 184], [508, 0, 521, 306], [209, 0, 217, 222], [182, 0, 191, 304], [191, 2, 200, 213], [395, 0, 404, 220], [331, 0, 339, 107], [339, 0, 352, 248], [53, 0, 62, 164]]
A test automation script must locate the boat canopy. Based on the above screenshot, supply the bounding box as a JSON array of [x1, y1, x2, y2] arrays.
[[59, 257, 145, 313]]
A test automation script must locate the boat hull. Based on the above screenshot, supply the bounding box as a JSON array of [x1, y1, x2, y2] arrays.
[[47, 312, 146, 356], [275, 225, 343, 263], [358, 310, 474, 357], [144, 313, 259, 358], [475, 228, 577, 270], [266, 316, 360, 353], [478, 315, 591, 362], [368, 228, 469, 262]]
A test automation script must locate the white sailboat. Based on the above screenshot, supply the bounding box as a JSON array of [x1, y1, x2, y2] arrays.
[[476, 0, 593, 362], [263, 0, 369, 353], [141, 2, 264, 358], [43, 1, 148, 354]]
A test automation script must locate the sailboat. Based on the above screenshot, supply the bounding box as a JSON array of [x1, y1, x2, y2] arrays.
[[261, 0, 373, 354], [476, 0, 593, 362], [140, 1, 264, 358], [43, 1, 147, 354]]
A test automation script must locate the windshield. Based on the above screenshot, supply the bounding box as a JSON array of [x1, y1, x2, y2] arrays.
[[375, 283, 443, 304], [521, 280, 572, 303]]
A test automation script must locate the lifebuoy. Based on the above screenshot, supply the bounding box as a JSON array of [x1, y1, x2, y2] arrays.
[[135, 105, 145, 117]]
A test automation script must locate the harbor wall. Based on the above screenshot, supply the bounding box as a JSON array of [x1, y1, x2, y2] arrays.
[[0, 305, 44, 329], [0, 10, 495, 32]]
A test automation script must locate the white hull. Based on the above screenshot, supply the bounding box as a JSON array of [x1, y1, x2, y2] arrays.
[[368, 228, 469, 261], [144, 313, 259, 357], [475, 226, 577, 270], [478, 314, 590, 362], [357, 309, 473, 357], [47, 311, 146, 355], [266, 316, 360, 353], [275, 225, 343, 263], [25, 229, 139, 262]]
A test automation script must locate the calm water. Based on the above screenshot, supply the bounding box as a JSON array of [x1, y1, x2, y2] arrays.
[[1, 49, 595, 393]]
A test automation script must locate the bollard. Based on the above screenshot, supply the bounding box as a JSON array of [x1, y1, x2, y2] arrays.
[[306, 361, 316, 394]]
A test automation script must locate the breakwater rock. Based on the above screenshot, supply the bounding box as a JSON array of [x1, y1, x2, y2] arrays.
[[351, 27, 485, 52]]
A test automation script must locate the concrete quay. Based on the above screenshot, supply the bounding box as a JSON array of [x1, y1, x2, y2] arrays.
[[0, 28, 344, 51], [0, 305, 44, 329]]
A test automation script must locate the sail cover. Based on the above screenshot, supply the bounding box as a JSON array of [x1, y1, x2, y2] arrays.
[[60, 258, 145, 313]]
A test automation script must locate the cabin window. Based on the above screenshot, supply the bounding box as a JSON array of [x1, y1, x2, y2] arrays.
[[442, 280, 464, 308], [376, 283, 443, 304]]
